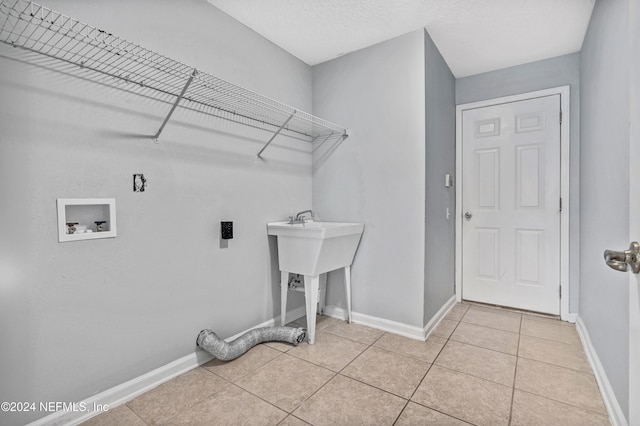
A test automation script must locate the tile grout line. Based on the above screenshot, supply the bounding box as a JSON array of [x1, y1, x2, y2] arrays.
[[123, 402, 152, 426], [513, 332, 599, 376], [508, 312, 523, 426], [296, 318, 459, 425], [218, 322, 331, 420], [507, 356, 609, 416], [370, 342, 441, 364], [279, 319, 385, 422], [423, 306, 606, 424], [127, 367, 236, 425], [202, 346, 284, 384], [459, 319, 521, 334], [422, 363, 515, 393], [447, 335, 519, 357], [515, 354, 595, 375], [334, 372, 413, 401], [239, 376, 326, 418], [415, 315, 460, 398], [198, 356, 295, 420], [276, 413, 311, 425], [518, 331, 584, 347], [284, 370, 339, 419], [433, 310, 520, 388], [207, 350, 330, 420], [323, 324, 456, 423], [244, 351, 336, 417], [408, 314, 453, 399], [390, 400, 411, 426], [404, 308, 482, 425], [334, 328, 434, 399], [513, 388, 611, 419]]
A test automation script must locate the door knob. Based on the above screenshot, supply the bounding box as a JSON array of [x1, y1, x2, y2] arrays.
[[604, 242, 640, 274], [464, 212, 473, 219]]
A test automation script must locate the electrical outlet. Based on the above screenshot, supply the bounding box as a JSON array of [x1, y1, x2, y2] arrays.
[[221, 221, 233, 239]]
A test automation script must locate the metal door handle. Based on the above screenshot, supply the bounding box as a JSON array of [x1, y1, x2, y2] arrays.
[[604, 242, 640, 274], [464, 212, 473, 219]]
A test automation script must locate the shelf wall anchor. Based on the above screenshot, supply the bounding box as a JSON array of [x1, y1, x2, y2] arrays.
[[153, 68, 198, 140]]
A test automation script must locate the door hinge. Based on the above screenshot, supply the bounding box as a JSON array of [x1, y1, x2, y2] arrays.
[[559, 197, 563, 212], [559, 286, 562, 298], [559, 110, 563, 124]]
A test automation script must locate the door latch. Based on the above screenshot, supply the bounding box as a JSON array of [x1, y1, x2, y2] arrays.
[[604, 242, 640, 274]]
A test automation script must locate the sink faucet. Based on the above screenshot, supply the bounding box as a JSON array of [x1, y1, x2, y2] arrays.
[[289, 209, 313, 224]]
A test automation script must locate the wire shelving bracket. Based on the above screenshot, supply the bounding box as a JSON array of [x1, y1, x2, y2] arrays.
[[0, 0, 349, 157]]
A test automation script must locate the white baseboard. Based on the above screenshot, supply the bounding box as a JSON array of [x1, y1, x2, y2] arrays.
[[32, 352, 207, 426], [323, 305, 426, 341], [575, 316, 627, 426], [34, 300, 461, 426], [277, 305, 307, 327], [323, 296, 457, 342], [27, 305, 308, 426], [423, 295, 457, 339]]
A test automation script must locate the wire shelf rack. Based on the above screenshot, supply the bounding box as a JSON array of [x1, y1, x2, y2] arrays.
[[0, 0, 349, 156]]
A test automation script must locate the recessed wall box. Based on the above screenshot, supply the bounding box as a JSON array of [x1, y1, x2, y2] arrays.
[[133, 174, 147, 192], [57, 198, 117, 242]]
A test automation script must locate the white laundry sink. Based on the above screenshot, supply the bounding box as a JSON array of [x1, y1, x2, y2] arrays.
[[267, 221, 364, 276], [268, 220, 364, 344]]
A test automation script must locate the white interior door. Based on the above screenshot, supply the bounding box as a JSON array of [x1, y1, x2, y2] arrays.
[[609, 72, 640, 425], [628, 3, 639, 422], [629, 132, 639, 426], [462, 95, 561, 314]]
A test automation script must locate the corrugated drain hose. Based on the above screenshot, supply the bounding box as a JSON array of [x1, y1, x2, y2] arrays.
[[196, 326, 307, 361]]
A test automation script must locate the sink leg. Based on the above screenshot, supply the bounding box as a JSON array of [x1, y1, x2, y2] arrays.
[[280, 271, 289, 326], [304, 275, 320, 344], [344, 266, 352, 323], [319, 273, 327, 315]]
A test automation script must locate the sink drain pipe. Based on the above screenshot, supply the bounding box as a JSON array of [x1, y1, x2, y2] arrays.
[[196, 326, 307, 361]]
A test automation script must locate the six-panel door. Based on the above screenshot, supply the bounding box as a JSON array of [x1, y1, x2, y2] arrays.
[[462, 95, 561, 314]]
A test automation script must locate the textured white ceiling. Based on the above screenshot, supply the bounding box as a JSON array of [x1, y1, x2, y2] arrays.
[[207, 0, 595, 77]]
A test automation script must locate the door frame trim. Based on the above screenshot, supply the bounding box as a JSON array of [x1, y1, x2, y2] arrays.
[[455, 86, 572, 321]]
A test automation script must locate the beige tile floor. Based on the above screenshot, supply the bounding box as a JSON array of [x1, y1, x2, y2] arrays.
[[83, 303, 611, 426]]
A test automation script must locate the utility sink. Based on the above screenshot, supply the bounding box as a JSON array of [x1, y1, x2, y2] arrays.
[[267, 221, 364, 276], [268, 220, 364, 344]]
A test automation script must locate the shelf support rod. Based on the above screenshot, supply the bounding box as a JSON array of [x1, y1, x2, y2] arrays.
[[257, 110, 296, 158], [153, 68, 198, 140]]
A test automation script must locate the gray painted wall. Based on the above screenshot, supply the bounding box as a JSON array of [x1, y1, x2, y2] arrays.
[[580, 0, 630, 419], [312, 30, 427, 327], [456, 53, 581, 313], [311, 29, 455, 329], [423, 30, 456, 325], [0, 1, 311, 424]]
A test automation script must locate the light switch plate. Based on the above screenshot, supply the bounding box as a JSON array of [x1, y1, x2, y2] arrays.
[[445, 173, 453, 188]]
